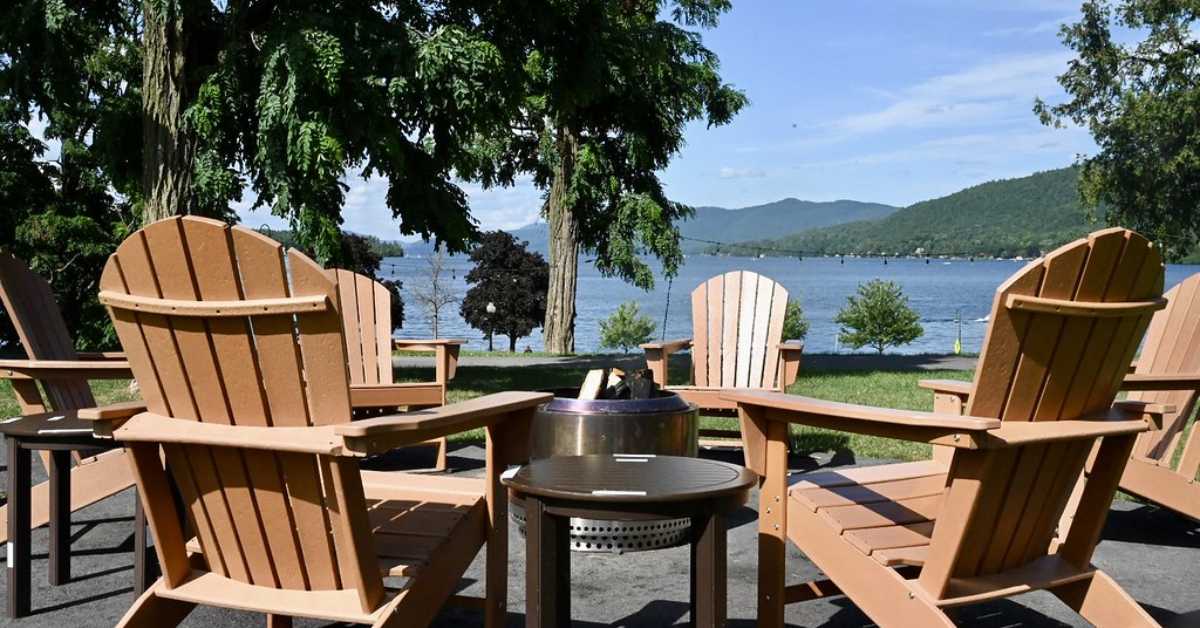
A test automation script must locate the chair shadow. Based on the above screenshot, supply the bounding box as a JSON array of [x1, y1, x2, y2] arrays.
[[1100, 502, 1200, 549]]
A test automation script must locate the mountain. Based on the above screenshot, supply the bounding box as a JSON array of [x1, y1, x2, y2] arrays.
[[714, 167, 1093, 259]]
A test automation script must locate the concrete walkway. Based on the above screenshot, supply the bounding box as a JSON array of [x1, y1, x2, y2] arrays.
[[2, 444, 1196, 627], [396, 352, 979, 372]]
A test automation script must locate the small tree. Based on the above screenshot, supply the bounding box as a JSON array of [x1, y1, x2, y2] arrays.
[[835, 280, 923, 354], [599, 302, 656, 354], [782, 299, 810, 342], [410, 247, 457, 338], [460, 232, 549, 352]]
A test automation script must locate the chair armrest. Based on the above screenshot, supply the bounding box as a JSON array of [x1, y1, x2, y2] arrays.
[[350, 383, 441, 408], [112, 413, 344, 455], [777, 341, 804, 353], [75, 351, 127, 361], [77, 401, 147, 421], [981, 402, 1170, 447], [918, 379, 973, 398], [724, 390, 999, 448], [640, 338, 692, 354], [775, 342, 804, 388], [1121, 372, 1200, 391], [0, 359, 133, 380], [392, 338, 465, 351], [335, 391, 552, 455]]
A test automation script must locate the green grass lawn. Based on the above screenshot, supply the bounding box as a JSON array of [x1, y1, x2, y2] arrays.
[[0, 366, 976, 464]]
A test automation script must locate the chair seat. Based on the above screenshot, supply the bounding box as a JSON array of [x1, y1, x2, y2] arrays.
[[788, 462, 950, 567]]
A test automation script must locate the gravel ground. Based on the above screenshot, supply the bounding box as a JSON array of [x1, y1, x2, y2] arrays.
[[0, 443, 1196, 627]]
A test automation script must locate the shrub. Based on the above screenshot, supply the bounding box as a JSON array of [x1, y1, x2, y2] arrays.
[[835, 279, 923, 354], [782, 298, 809, 342], [599, 301, 656, 353]]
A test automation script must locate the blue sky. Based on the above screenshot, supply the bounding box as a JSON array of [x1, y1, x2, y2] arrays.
[[241, 1, 1095, 239]]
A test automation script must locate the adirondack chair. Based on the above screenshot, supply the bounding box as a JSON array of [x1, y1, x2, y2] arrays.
[[923, 272, 1200, 527], [641, 271, 802, 444], [0, 252, 140, 543], [87, 216, 547, 628], [727, 228, 1170, 627], [330, 269, 462, 471]]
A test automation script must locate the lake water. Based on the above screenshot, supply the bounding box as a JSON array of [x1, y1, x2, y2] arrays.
[[383, 254, 1200, 355]]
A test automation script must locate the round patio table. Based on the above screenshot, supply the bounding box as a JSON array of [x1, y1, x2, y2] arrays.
[[503, 454, 754, 628]]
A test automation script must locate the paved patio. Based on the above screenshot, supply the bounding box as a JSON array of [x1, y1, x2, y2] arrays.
[[1, 443, 1197, 627]]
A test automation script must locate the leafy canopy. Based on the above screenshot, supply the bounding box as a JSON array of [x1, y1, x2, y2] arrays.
[[599, 301, 657, 354], [2, 0, 524, 262], [464, 0, 747, 288], [1035, 0, 1200, 259], [460, 231, 549, 352], [835, 280, 924, 355]]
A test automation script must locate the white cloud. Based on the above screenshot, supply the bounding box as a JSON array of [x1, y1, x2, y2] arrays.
[[985, 16, 1072, 37], [718, 166, 767, 179]]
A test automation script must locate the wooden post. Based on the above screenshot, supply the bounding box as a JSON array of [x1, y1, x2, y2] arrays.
[[691, 505, 727, 627], [7, 438, 31, 618], [757, 418, 789, 628], [524, 495, 570, 627], [48, 450, 71, 586]]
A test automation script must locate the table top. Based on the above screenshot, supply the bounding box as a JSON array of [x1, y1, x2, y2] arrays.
[[0, 410, 106, 444], [502, 454, 755, 503]]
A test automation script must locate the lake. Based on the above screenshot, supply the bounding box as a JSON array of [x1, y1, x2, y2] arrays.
[[383, 254, 1200, 355]]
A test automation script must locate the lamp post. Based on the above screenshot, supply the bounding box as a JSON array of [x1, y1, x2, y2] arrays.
[[486, 301, 497, 352]]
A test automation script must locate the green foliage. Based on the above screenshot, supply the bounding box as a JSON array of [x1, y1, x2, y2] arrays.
[[599, 302, 656, 354], [782, 299, 810, 342], [724, 168, 1093, 259], [460, 231, 549, 352], [1035, 0, 1200, 260], [464, 1, 748, 288], [835, 280, 924, 354]]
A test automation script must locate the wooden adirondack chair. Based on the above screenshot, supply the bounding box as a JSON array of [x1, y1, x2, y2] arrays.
[[642, 271, 802, 443], [87, 216, 547, 628], [0, 252, 140, 543], [924, 272, 1200, 526], [330, 269, 462, 471], [728, 228, 1170, 627]]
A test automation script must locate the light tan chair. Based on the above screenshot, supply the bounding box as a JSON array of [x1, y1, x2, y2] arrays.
[[88, 216, 547, 628], [0, 252, 140, 543], [641, 270, 802, 444], [729, 228, 1169, 627], [330, 269, 463, 471]]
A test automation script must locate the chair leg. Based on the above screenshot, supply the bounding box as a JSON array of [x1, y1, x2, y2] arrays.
[[1049, 570, 1159, 627], [266, 614, 293, 628], [116, 585, 195, 628], [434, 437, 448, 472], [0, 450, 134, 543]]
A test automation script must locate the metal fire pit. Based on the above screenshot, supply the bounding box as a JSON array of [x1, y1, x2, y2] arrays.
[[511, 388, 699, 553]]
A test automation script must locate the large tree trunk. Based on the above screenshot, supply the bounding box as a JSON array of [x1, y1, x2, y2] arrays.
[[141, 0, 196, 224], [542, 127, 580, 354]]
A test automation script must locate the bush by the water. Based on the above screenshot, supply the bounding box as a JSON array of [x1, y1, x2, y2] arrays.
[[599, 301, 656, 353], [835, 279, 923, 354], [783, 298, 810, 342]]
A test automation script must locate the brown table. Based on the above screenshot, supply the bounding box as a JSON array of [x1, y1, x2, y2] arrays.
[[503, 454, 754, 627], [0, 411, 152, 618]]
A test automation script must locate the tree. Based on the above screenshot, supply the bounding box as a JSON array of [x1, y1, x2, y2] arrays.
[[835, 280, 923, 354], [1035, 0, 1200, 259], [460, 231, 549, 352], [463, 1, 747, 353], [599, 301, 656, 354], [410, 247, 457, 338], [2, 1, 523, 261], [782, 299, 810, 342]]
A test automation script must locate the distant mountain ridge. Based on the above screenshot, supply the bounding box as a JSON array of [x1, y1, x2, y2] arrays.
[[714, 167, 1094, 259]]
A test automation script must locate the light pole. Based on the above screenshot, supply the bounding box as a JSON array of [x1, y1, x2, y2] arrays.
[[486, 301, 497, 352]]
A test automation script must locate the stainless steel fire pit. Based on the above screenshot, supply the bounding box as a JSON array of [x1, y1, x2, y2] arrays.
[[511, 388, 699, 553]]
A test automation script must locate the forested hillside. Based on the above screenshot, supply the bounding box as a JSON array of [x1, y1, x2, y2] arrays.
[[712, 168, 1096, 259]]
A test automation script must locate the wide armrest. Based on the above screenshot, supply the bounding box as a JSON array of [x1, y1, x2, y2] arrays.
[[336, 391, 552, 454], [350, 383, 442, 408], [111, 413, 344, 454], [641, 338, 692, 354], [724, 390, 999, 448], [77, 401, 147, 421], [776, 341, 804, 353], [981, 401, 1171, 447], [393, 338, 465, 351], [918, 379, 973, 397], [1121, 372, 1200, 391], [0, 358, 133, 380]]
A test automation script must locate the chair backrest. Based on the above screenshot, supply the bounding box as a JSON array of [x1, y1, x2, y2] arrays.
[[0, 252, 96, 411], [100, 217, 383, 608], [1127, 273, 1200, 472], [925, 228, 1164, 590], [329, 269, 393, 386], [689, 271, 789, 389]]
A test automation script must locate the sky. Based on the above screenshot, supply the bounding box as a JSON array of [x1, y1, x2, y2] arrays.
[[44, 1, 1101, 241]]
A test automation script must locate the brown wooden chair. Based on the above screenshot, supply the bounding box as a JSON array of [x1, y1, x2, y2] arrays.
[[924, 272, 1200, 526], [0, 252, 141, 543], [330, 268, 463, 471], [641, 270, 802, 445], [87, 216, 548, 628], [728, 228, 1169, 627]]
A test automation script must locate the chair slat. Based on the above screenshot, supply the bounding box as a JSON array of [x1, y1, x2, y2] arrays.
[[335, 270, 366, 386], [373, 281, 393, 385], [292, 258, 352, 427], [748, 274, 775, 388], [720, 272, 742, 387], [356, 273, 380, 386], [762, 281, 789, 389], [278, 452, 341, 590], [163, 443, 230, 578], [704, 275, 724, 387], [735, 272, 758, 387], [691, 281, 709, 387]]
